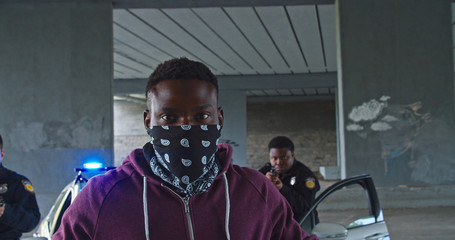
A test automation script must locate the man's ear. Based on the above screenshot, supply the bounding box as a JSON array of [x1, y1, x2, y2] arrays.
[[143, 109, 151, 129], [217, 106, 224, 128]]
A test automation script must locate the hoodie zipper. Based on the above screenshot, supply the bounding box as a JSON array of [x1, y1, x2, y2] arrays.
[[184, 199, 195, 240], [162, 185, 195, 240]]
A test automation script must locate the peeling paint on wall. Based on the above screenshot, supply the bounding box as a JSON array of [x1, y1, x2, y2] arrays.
[[6, 117, 110, 152], [348, 98, 387, 122], [381, 115, 399, 122], [370, 121, 393, 131], [346, 123, 364, 131], [9, 122, 47, 152]]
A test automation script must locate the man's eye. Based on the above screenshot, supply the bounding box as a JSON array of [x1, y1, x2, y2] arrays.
[[196, 113, 210, 120], [161, 115, 176, 122]]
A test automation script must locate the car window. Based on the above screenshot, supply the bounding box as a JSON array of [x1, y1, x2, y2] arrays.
[[51, 190, 72, 234], [46, 187, 69, 233], [315, 183, 373, 229]]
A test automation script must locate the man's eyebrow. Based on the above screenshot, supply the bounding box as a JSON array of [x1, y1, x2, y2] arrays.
[[192, 104, 214, 111], [158, 104, 214, 112], [159, 107, 179, 112]]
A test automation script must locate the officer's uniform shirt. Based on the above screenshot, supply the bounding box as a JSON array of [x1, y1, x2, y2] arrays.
[[0, 164, 40, 240], [259, 160, 320, 221]]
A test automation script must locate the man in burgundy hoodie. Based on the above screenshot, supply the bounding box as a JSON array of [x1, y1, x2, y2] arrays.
[[54, 58, 317, 240]]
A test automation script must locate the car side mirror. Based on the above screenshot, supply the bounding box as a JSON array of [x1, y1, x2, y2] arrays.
[[311, 222, 348, 240]]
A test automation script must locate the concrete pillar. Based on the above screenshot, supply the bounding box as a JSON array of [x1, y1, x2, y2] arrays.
[[337, 0, 455, 186], [0, 2, 113, 215], [113, 100, 148, 166], [218, 90, 247, 166]]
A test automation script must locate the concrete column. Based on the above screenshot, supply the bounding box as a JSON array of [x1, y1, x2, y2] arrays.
[[218, 90, 247, 166], [113, 100, 148, 166], [0, 2, 113, 214], [337, 0, 455, 186]]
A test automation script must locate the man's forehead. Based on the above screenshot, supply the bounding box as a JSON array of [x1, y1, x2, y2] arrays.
[[148, 80, 217, 108]]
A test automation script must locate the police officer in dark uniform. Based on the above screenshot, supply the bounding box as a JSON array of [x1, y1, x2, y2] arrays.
[[0, 134, 40, 240], [259, 136, 320, 222]]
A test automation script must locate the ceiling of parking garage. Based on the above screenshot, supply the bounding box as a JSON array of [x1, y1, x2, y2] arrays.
[[0, 0, 338, 100], [112, 1, 338, 100]]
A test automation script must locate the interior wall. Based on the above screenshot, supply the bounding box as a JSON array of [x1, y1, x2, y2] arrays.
[[247, 99, 337, 171]]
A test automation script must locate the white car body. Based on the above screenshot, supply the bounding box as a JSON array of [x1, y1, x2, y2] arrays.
[[30, 167, 114, 240], [300, 174, 390, 240]]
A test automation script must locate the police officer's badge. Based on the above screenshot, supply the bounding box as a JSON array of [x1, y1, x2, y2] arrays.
[[0, 184, 7, 194], [290, 176, 296, 186], [305, 177, 316, 190], [22, 180, 35, 193]]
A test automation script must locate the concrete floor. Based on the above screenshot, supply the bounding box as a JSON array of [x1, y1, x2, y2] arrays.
[[318, 206, 455, 240], [383, 207, 455, 240], [315, 178, 455, 239]]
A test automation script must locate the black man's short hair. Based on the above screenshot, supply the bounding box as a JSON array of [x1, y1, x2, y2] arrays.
[[145, 57, 218, 98], [268, 136, 295, 152]]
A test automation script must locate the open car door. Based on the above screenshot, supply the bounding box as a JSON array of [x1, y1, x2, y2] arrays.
[[299, 174, 390, 240]]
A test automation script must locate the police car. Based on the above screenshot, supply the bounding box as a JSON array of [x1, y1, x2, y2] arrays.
[[28, 163, 115, 240], [299, 174, 390, 240]]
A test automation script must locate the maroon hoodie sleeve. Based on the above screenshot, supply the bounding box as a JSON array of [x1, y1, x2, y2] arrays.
[[271, 200, 318, 239]]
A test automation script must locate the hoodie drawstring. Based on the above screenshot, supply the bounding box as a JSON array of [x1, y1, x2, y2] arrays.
[[143, 176, 150, 240], [222, 172, 231, 240]]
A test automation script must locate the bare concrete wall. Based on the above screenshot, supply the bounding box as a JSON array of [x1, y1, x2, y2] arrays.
[[338, 0, 455, 186], [247, 99, 337, 171], [0, 2, 113, 216]]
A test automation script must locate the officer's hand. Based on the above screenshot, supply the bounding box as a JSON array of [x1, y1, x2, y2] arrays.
[[265, 172, 283, 190], [0, 205, 4, 217]]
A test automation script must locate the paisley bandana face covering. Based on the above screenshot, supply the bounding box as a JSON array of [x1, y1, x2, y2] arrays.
[[147, 124, 221, 196]]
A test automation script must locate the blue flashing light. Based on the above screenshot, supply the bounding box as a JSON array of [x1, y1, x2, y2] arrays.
[[83, 162, 103, 169]]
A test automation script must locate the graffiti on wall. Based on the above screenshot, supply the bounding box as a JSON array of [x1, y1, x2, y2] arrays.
[[219, 138, 240, 147], [346, 96, 431, 175]]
